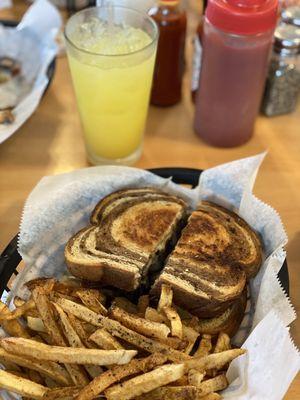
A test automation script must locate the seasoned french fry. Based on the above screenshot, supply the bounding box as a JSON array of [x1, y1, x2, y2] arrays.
[[1, 337, 137, 365], [188, 368, 205, 387], [0, 299, 35, 321], [27, 316, 46, 333], [0, 369, 48, 399], [137, 295, 149, 317], [0, 348, 72, 386], [214, 332, 231, 353], [196, 374, 228, 396], [112, 297, 138, 314], [52, 303, 85, 348], [27, 369, 44, 385], [145, 307, 165, 323], [194, 334, 212, 357], [135, 387, 221, 400], [53, 303, 104, 379], [31, 287, 66, 346], [77, 353, 167, 400], [0, 359, 21, 372], [145, 307, 198, 343], [32, 288, 89, 386], [25, 277, 56, 292], [109, 305, 170, 340], [42, 386, 83, 400], [0, 301, 31, 338], [185, 348, 246, 371], [89, 329, 124, 350], [157, 284, 173, 312], [162, 306, 183, 339], [75, 289, 108, 315], [67, 314, 94, 349], [92, 319, 189, 363], [55, 298, 102, 326], [105, 363, 185, 400]]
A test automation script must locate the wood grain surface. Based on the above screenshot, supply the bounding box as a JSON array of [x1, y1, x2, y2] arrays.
[[0, 1, 299, 397]]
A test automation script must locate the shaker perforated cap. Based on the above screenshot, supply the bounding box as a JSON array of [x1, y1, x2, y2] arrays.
[[206, 0, 278, 35], [274, 23, 300, 51], [282, 6, 300, 27]]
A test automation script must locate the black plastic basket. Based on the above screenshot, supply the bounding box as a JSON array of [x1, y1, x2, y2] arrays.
[[0, 167, 289, 298]]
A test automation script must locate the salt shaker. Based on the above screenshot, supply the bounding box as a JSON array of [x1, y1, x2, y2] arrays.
[[261, 24, 300, 116]]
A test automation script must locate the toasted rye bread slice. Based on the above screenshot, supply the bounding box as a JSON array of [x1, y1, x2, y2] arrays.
[[188, 288, 248, 337], [152, 201, 261, 317], [66, 189, 187, 291]]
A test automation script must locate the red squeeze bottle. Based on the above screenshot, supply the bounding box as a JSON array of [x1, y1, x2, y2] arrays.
[[149, 0, 187, 106], [194, 0, 278, 147]]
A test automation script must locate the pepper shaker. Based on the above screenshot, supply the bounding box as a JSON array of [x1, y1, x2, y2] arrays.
[[261, 23, 300, 116]]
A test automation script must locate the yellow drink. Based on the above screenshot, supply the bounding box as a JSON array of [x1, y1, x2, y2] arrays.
[[65, 7, 158, 165]]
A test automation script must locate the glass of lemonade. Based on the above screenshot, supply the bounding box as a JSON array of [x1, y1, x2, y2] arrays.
[[65, 6, 158, 165]]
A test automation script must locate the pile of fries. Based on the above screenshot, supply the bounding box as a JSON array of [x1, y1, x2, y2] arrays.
[[0, 278, 246, 400]]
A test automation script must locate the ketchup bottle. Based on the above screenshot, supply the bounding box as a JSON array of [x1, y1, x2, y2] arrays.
[[194, 0, 278, 147], [149, 0, 187, 106]]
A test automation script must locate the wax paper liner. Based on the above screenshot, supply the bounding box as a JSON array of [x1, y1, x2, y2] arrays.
[[1, 153, 299, 399], [0, 0, 61, 144]]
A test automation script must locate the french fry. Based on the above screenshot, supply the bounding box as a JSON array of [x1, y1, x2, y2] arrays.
[[135, 387, 221, 400], [27, 316, 46, 333], [13, 297, 40, 318], [32, 288, 89, 386], [55, 298, 102, 326], [188, 368, 205, 387], [194, 334, 212, 357], [25, 277, 56, 292], [0, 369, 48, 399], [145, 307, 198, 343], [91, 320, 189, 363], [53, 303, 103, 379], [109, 305, 170, 340], [137, 295, 149, 317], [112, 297, 138, 314], [214, 332, 231, 353], [162, 306, 183, 339], [196, 374, 228, 396], [31, 287, 66, 347], [77, 353, 167, 400], [52, 303, 85, 348], [0, 348, 72, 386], [75, 289, 108, 315], [42, 386, 83, 400], [105, 363, 185, 400], [67, 314, 95, 349], [55, 298, 190, 362], [157, 284, 173, 312], [0, 301, 31, 338], [185, 348, 246, 371], [0, 299, 35, 321], [0, 359, 21, 372], [89, 329, 124, 350], [1, 337, 137, 365], [27, 369, 44, 385]]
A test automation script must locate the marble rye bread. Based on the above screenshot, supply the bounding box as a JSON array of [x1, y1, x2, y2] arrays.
[[65, 188, 187, 291]]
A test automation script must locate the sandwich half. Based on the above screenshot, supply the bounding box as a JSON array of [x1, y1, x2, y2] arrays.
[[65, 188, 187, 291], [152, 201, 262, 317]]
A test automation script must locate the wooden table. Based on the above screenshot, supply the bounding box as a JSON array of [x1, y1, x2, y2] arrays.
[[0, 1, 299, 397]]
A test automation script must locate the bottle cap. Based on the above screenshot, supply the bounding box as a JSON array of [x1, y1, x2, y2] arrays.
[[282, 6, 300, 27], [206, 0, 278, 35], [274, 23, 300, 53]]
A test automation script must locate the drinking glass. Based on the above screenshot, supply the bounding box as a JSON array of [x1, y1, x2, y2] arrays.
[[65, 6, 158, 165]]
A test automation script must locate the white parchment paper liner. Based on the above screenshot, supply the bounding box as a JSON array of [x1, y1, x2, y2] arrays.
[[1, 154, 299, 399], [0, 0, 61, 144]]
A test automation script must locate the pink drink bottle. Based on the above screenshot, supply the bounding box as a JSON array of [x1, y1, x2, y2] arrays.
[[194, 0, 278, 147]]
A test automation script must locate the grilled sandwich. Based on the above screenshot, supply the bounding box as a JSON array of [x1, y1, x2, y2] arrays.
[[65, 188, 187, 291], [152, 201, 262, 317]]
